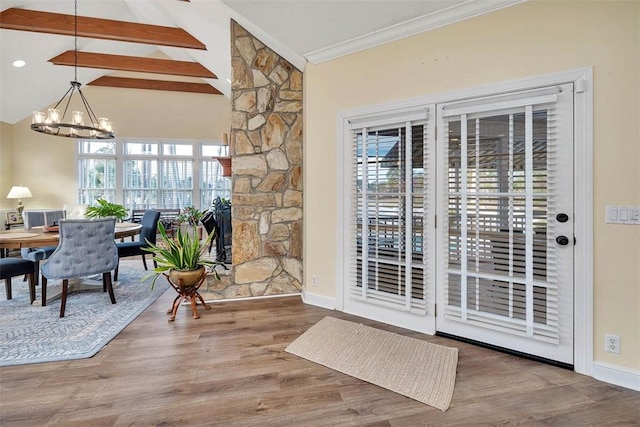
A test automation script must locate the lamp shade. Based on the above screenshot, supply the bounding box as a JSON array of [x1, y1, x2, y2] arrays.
[[6, 186, 33, 199]]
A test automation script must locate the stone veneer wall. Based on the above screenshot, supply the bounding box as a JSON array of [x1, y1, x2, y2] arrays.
[[201, 21, 303, 299]]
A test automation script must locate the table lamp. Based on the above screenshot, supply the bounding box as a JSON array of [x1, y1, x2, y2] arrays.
[[6, 185, 33, 215]]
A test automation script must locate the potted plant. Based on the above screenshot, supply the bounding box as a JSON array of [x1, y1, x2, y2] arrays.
[[142, 222, 220, 290], [85, 198, 128, 221], [175, 205, 204, 238]]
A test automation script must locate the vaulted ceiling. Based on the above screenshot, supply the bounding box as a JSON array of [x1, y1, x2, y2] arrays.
[[0, 0, 524, 125]]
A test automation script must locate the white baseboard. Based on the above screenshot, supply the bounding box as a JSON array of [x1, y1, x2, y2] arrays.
[[302, 291, 336, 310], [592, 361, 640, 391]]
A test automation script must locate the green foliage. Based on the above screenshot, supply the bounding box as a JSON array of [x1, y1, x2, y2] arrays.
[[175, 205, 203, 226], [85, 198, 128, 221], [142, 222, 220, 289]]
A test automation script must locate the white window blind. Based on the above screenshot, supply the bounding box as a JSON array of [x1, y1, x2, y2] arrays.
[[348, 108, 433, 314], [440, 94, 561, 343]]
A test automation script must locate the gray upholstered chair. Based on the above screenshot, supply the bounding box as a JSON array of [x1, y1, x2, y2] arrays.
[[41, 218, 119, 317], [0, 258, 36, 304], [21, 210, 65, 286]]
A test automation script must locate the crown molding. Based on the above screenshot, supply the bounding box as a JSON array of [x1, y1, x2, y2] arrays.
[[305, 0, 526, 64]]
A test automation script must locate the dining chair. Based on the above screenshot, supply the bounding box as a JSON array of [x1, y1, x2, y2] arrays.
[[114, 210, 160, 281], [21, 210, 65, 286], [41, 218, 118, 318], [0, 258, 36, 304]]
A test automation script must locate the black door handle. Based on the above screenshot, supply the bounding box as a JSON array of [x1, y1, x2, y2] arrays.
[[556, 235, 570, 246]]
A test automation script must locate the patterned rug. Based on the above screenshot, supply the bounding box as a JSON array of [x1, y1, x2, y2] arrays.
[[286, 316, 459, 411], [0, 260, 169, 367]]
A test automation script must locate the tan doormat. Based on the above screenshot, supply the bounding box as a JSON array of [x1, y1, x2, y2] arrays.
[[285, 316, 458, 411]]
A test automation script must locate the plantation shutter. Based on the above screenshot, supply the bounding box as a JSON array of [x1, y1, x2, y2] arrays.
[[347, 107, 434, 315], [438, 85, 569, 344]]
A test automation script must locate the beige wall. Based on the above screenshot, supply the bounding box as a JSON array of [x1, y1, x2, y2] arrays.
[[4, 85, 231, 209], [304, 0, 640, 370], [0, 121, 14, 209]]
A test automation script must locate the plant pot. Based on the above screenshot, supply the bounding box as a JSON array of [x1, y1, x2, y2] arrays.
[[169, 266, 205, 288]]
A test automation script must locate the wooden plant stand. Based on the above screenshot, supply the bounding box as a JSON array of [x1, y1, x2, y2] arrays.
[[163, 270, 211, 321]]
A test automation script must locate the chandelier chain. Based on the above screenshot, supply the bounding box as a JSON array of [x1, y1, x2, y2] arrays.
[[74, 0, 78, 82]]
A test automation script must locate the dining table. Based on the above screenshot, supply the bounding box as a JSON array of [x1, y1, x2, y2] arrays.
[[0, 221, 142, 250], [0, 222, 143, 305]]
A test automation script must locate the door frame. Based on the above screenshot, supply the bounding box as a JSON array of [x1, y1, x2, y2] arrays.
[[336, 67, 593, 375]]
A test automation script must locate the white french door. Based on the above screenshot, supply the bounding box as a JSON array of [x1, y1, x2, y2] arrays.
[[341, 82, 576, 365], [435, 84, 575, 365]]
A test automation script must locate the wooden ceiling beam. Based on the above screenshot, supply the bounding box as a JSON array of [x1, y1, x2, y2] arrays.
[[49, 51, 217, 79], [0, 8, 206, 50], [89, 76, 222, 95]]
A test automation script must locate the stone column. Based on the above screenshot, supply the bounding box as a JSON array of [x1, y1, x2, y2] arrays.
[[204, 21, 303, 299]]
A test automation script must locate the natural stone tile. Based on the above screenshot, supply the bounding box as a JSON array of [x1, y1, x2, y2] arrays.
[[233, 193, 276, 208], [235, 131, 255, 155], [247, 130, 262, 149], [264, 241, 287, 256], [271, 207, 302, 223], [290, 221, 302, 259], [232, 21, 249, 37], [283, 189, 302, 207], [290, 69, 303, 90], [280, 90, 302, 101], [233, 206, 260, 221], [254, 48, 278, 76], [274, 101, 302, 113], [257, 85, 276, 113], [252, 69, 270, 87], [266, 149, 289, 170], [234, 257, 278, 283], [232, 57, 253, 89], [234, 91, 257, 112], [259, 211, 271, 234], [290, 166, 302, 190], [267, 223, 289, 241], [235, 36, 257, 65], [256, 172, 286, 192], [248, 114, 266, 131], [289, 113, 303, 141], [234, 177, 251, 194], [282, 258, 302, 282], [261, 115, 286, 150], [265, 276, 301, 295], [285, 139, 302, 165], [233, 154, 267, 176], [250, 282, 268, 296], [252, 37, 265, 50], [233, 221, 260, 263], [269, 64, 290, 86], [231, 111, 247, 130], [274, 193, 283, 207], [223, 285, 253, 299]]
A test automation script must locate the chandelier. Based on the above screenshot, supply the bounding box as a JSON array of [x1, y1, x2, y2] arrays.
[[31, 0, 114, 139]]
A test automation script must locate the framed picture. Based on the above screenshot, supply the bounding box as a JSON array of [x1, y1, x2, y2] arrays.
[[5, 211, 23, 225]]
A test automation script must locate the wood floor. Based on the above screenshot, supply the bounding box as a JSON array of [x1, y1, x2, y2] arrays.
[[1, 290, 638, 426]]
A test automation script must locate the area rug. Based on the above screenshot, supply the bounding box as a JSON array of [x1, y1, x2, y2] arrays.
[[285, 316, 459, 411], [0, 260, 169, 367]]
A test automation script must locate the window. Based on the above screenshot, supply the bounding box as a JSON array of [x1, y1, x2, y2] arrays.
[[78, 139, 230, 211]]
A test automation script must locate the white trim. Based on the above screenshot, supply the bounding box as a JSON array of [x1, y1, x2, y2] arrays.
[[336, 67, 593, 376], [592, 362, 640, 391], [302, 292, 337, 310], [305, 0, 526, 64]]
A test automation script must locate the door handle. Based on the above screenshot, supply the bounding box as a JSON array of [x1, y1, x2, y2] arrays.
[[556, 213, 569, 223], [555, 235, 570, 246]]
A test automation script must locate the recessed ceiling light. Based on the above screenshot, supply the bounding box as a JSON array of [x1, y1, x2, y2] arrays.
[[12, 59, 26, 68]]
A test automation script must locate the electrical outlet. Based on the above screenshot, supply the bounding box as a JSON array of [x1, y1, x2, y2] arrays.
[[311, 275, 318, 286], [605, 334, 621, 354]]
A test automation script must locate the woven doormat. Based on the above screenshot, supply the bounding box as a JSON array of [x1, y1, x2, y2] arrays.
[[285, 316, 458, 411]]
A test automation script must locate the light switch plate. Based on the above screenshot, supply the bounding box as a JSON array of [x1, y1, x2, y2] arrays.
[[606, 205, 640, 225]]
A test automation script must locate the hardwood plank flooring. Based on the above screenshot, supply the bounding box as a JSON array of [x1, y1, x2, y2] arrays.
[[1, 291, 638, 426]]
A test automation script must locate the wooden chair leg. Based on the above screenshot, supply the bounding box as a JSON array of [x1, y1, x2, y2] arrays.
[[28, 273, 35, 304], [4, 277, 11, 300], [42, 277, 47, 306], [141, 254, 148, 270], [114, 263, 119, 282], [60, 279, 68, 318], [104, 272, 116, 304]]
